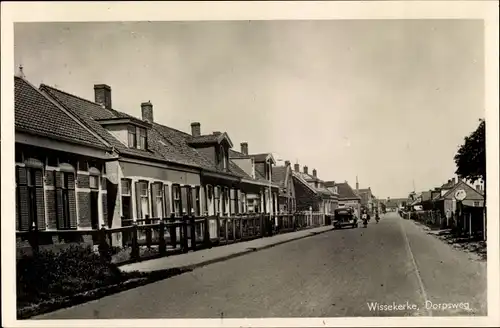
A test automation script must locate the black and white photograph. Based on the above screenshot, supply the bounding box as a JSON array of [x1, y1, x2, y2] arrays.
[[1, 2, 499, 327]]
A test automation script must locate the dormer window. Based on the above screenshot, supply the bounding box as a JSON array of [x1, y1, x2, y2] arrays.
[[218, 145, 228, 170], [127, 125, 147, 150]]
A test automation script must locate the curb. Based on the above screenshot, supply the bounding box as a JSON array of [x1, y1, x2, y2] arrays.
[[164, 227, 334, 272]]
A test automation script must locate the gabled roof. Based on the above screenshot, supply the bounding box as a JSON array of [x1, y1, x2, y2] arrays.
[[187, 132, 233, 148], [40, 84, 202, 167], [335, 182, 361, 200], [439, 180, 485, 201], [229, 149, 250, 159], [250, 153, 276, 165], [272, 165, 287, 187], [15, 76, 109, 151]]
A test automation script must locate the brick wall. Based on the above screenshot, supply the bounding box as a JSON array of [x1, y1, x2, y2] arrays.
[[77, 174, 90, 189], [293, 177, 321, 211], [78, 192, 91, 228]]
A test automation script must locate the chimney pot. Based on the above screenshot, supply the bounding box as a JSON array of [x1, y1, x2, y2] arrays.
[[141, 101, 154, 123], [191, 122, 201, 137], [213, 131, 221, 136], [285, 160, 290, 167], [94, 84, 112, 109], [452, 178, 456, 185], [303, 166, 308, 174], [240, 142, 248, 155], [312, 169, 317, 177], [294, 163, 300, 172]]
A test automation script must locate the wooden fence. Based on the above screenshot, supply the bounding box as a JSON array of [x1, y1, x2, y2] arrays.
[[16, 211, 330, 265], [407, 208, 486, 240]]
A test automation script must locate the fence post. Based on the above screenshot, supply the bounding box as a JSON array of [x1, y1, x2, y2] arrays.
[[203, 216, 212, 248], [145, 214, 152, 248], [215, 213, 221, 244], [190, 215, 197, 251], [182, 214, 189, 253], [169, 213, 177, 249], [131, 223, 139, 260], [159, 220, 166, 255], [240, 216, 244, 239], [259, 213, 265, 238]]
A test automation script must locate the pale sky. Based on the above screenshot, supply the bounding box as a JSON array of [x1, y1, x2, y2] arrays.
[[14, 20, 484, 198]]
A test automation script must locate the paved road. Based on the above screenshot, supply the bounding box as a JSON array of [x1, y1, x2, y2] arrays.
[[37, 212, 487, 319]]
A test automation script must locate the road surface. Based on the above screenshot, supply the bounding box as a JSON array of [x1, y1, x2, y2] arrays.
[[36, 212, 487, 319]]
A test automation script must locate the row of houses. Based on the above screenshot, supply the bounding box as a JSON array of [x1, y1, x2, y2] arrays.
[[406, 177, 485, 214], [14, 72, 372, 240]]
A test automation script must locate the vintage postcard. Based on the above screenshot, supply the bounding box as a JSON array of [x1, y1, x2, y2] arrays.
[[1, 1, 499, 327]]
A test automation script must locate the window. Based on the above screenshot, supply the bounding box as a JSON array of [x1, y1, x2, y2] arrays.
[[240, 192, 247, 214], [151, 183, 164, 218], [205, 185, 213, 215], [138, 128, 147, 150], [89, 175, 99, 189], [135, 181, 149, 219], [16, 167, 46, 231], [55, 171, 77, 230], [128, 125, 137, 148], [230, 189, 237, 214], [172, 185, 181, 216], [195, 187, 201, 216], [214, 186, 220, 214], [121, 179, 132, 220], [221, 187, 229, 215], [473, 201, 480, 207]]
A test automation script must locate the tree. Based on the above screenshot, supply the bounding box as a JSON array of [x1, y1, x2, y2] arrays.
[[454, 119, 486, 204]]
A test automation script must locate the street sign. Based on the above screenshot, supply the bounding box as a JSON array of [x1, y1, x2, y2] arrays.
[[454, 189, 467, 201]]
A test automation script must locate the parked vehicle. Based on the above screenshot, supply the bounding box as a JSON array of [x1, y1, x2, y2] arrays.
[[332, 207, 358, 229]]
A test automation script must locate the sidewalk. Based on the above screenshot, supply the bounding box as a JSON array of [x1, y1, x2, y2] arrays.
[[119, 225, 333, 273]]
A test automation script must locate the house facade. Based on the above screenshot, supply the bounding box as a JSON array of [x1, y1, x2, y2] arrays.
[[271, 160, 297, 214], [15, 75, 116, 242], [36, 79, 280, 242], [432, 178, 485, 215], [333, 181, 361, 217], [356, 187, 375, 214], [292, 164, 338, 214]]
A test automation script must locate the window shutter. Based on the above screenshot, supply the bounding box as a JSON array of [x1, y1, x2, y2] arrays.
[[68, 188, 77, 229], [34, 170, 46, 230], [191, 187, 199, 216], [17, 167, 30, 231], [135, 181, 142, 219], [164, 185, 171, 216], [55, 171, 63, 188]]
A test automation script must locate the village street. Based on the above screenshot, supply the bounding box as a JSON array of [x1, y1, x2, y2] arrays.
[[36, 213, 487, 319]]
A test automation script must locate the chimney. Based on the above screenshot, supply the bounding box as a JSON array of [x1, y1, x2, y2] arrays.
[[303, 166, 308, 174], [240, 142, 248, 155], [312, 169, 317, 178], [285, 160, 290, 167], [452, 178, 456, 185], [356, 175, 359, 192], [213, 131, 221, 136], [191, 122, 201, 137], [294, 163, 300, 172], [94, 84, 112, 109], [141, 101, 153, 123]]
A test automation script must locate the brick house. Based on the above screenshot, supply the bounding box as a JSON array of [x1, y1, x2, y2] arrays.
[[291, 164, 337, 213], [14, 75, 117, 240], [271, 160, 297, 214], [331, 181, 361, 217], [40, 80, 280, 241]]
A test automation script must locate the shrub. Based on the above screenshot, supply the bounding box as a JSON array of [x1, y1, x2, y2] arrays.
[[17, 244, 125, 306]]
